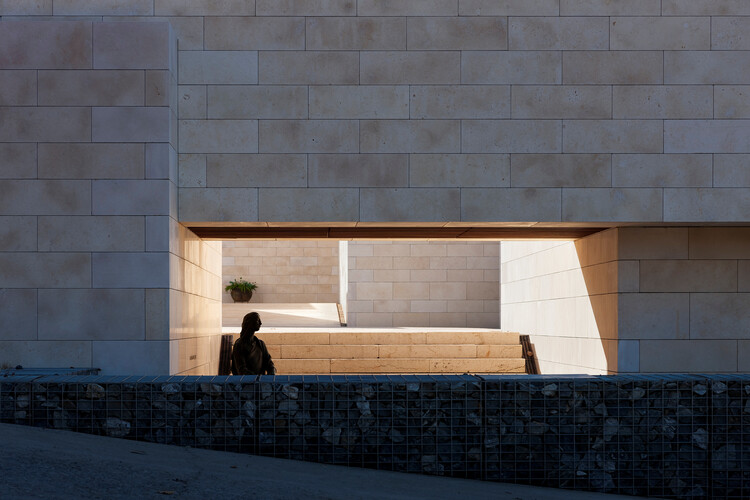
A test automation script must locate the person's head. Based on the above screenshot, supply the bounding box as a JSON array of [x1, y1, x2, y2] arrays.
[[241, 312, 262, 333]]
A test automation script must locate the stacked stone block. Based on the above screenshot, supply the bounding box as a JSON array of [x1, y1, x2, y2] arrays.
[[0, 19, 221, 375], [348, 242, 499, 327], [222, 240, 339, 303]]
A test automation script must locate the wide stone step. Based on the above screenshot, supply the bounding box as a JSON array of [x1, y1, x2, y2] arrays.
[[259, 330, 521, 346], [273, 358, 526, 374], [270, 344, 523, 359]]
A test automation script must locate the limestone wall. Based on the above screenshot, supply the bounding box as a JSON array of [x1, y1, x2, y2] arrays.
[[0, 20, 221, 375], [222, 240, 339, 303], [348, 242, 499, 327], [617, 227, 750, 373], [501, 230, 619, 374], [5, 2, 749, 223]]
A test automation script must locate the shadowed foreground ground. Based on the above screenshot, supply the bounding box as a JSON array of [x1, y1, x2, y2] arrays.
[[0, 423, 650, 499]]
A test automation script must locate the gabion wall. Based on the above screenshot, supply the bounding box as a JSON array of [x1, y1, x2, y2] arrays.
[[2, 374, 749, 499]]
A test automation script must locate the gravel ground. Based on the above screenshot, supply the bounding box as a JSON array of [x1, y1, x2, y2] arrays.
[[0, 423, 650, 500]]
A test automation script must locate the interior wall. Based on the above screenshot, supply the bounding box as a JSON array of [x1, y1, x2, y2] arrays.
[[222, 240, 339, 303], [348, 241, 499, 327], [501, 230, 619, 374]]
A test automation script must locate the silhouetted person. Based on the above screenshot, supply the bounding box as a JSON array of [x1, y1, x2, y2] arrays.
[[231, 312, 276, 375]]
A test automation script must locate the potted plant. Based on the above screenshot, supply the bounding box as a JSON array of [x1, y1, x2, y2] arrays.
[[225, 277, 258, 303]]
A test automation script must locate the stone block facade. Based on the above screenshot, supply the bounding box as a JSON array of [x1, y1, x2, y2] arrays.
[[1, 2, 750, 374]]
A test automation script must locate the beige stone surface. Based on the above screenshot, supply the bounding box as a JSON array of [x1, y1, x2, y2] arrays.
[[0, 253, 90, 288], [205, 16, 304, 50], [411, 85, 509, 119], [510, 17, 608, 50], [690, 293, 750, 340], [688, 228, 750, 259], [0, 71, 36, 105], [713, 17, 750, 50], [563, 51, 662, 84], [0, 341, 91, 368], [560, 0, 660, 15], [410, 154, 509, 187], [259, 188, 358, 222], [511, 154, 610, 187], [179, 188, 258, 222], [309, 154, 407, 187], [178, 85, 206, 119], [358, 0, 456, 16], [92, 107, 170, 143], [310, 86, 408, 119], [0, 217, 36, 251], [179, 50, 257, 84], [154, 0, 254, 15], [180, 120, 258, 154], [408, 17, 506, 50], [260, 120, 358, 153], [207, 154, 306, 187], [145, 143, 176, 180], [0, 180, 91, 215], [662, 0, 750, 15], [101, 16, 204, 50], [0, 144, 37, 179], [94, 22, 169, 69], [665, 189, 750, 222], [611, 17, 710, 50], [563, 120, 662, 153], [666, 51, 750, 84], [146, 70, 169, 106], [360, 188, 460, 222], [563, 188, 662, 221], [640, 260, 737, 292], [714, 87, 750, 119], [38, 143, 144, 179], [257, 0, 355, 16], [54, 0, 153, 15], [361, 120, 460, 153], [307, 17, 405, 50], [665, 120, 750, 153], [512, 85, 610, 119], [612, 154, 712, 187], [0, 107, 90, 142], [209, 86, 307, 119], [462, 51, 560, 84], [178, 154, 207, 187], [0, 289, 37, 339], [38, 289, 146, 340], [93, 252, 170, 288], [463, 120, 561, 153], [0, 21, 91, 69], [259, 51, 358, 84], [93, 340, 169, 374], [361, 51, 460, 84], [618, 227, 688, 259], [462, 188, 561, 221], [92, 180, 170, 215], [618, 293, 689, 340], [462, 0, 558, 16], [38, 216, 144, 252], [613, 86, 712, 119], [639, 340, 737, 372], [0, 0, 51, 15]]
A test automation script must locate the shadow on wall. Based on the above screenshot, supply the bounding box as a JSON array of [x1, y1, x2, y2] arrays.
[[574, 229, 619, 373]]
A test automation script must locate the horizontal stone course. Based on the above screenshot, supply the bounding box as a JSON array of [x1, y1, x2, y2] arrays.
[[308, 17, 405, 50], [0, 71, 36, 106], [205, 17, 304, 50], [0, 21, 91, 69], [408, 17, 507, 50], [509, 16, 608, 50], [259, 51, 357, 85]]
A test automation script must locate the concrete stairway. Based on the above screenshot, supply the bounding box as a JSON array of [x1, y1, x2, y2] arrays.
[[256, 329, 526, 374]]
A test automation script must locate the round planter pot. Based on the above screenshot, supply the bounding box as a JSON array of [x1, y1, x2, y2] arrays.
[[230, 289, 253, 303]]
